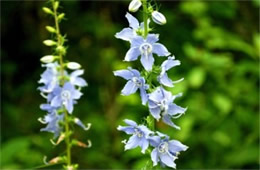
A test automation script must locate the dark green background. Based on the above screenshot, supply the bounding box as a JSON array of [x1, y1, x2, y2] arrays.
[[1, 0, 259, 169]]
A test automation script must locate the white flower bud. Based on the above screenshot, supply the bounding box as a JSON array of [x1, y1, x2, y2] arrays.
[[129, 0, 142, 13], [67, 62, 81, 70], [152, 11, 167, 25], [43, 40, 57, 46], [40, 55, 55, 63]]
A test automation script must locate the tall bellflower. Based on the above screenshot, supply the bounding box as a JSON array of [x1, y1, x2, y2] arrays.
[[38, 1, 91, 169], [114, 0, 188, 169]]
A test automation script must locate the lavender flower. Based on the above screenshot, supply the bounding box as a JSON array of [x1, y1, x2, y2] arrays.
[[115, 1, 188, 168], [70, 69, 88, 87], [39, 111, 64, 138], [114, 67, 149, 105], [158, 56, 184, 87], [38, 62, 60, 93], [149, 132, 188, 169], [50, 82, 82, 114], [148, 87, 186, 129], [118, 119, 153, 153], [125, 34, 170, 71]]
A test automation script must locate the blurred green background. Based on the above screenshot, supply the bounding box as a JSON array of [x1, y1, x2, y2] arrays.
[[1, 0, 259, 169]]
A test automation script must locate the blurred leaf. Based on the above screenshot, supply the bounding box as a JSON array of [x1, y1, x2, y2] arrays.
[[187, 67, 206, 88]]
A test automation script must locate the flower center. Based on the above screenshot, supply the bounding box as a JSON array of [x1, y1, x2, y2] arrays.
[[134, 128, 143, 138], [61, 90, 71, 102], [139, 43, 152, 59], [132, 77, 142, 87], [159, 99, 168, 112], [158, 142, 169, 153]]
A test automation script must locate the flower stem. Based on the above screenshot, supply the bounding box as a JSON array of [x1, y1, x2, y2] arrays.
[[142, 1, 154, 169], [142, 0, 148, 38], [52, 0, 71, 167]]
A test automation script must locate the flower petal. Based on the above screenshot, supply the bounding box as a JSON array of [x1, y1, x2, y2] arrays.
[[139, 87, 148, 105], [149, 87, 163, 103], [126, 12, 139, 29], [148, 101, 161, 120], [51, 96, 62, 108], [140, 138, 149, 154], [151, 148, 159, 166], [162, 115, 180, 130], [138, 125, 153, 136], [72, 77, 87, 87], [124, 47, 140, 61], [117, 125, 135, 134], [121, 80, 138, 95], [168, 103, 186, 116], [159, 72, 173, 87], [146, 34, 159, 44], [65, 98, 73, 114], [168, 140, 188, 153], [125, 135, 140, 150], [130, 36, 144, 47], [115, 28, 135, 41], [162, 58, 180, 71], [124, 119, 137, 126], [148, 135, 161, 147], [140, 53, 154, 71], [72, 89, 82, 100], [153, 43, 170, 56], [70, 69, 84, 77], [113, 69, 134, 80], [159, 153, 177, 169]]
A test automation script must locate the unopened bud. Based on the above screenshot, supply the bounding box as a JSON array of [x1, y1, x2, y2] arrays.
[[43, 40, 57, 46], [152, 11, 167, 25], [46, 26, 56, 33], [58, 13, 65, 20], [40, 55, 55, 63], [129, 0, 142, 13], [54, 1, 59, 10], [42, 7, 53, 15], [67, 62, 81, 70]]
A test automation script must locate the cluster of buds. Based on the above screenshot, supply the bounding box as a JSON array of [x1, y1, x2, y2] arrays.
[[115, 0, 188, 169], [129, 0, 166, 25]]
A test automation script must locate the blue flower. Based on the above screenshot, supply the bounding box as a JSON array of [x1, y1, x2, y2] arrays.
[[149, 132, 188, 169], [115, 13, 143, 42], [70, 70, 88, 87], [40, 111, 64, 138], [114, 67, 149, 105], [38, 62, 60, 93], [125, 34, 170, 71], [148, 87, 186, 129], [158, 56, 183, 87], [118, 119, 153, 153], [50, 82, 82, 113]]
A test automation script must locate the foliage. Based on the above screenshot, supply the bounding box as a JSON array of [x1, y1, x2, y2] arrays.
[[1, 0, 259, 169]]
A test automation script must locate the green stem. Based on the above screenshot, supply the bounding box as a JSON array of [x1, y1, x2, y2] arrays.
[[142, 0, 148, 38], [52, 0, 71, 167], [142, 4, 155, 169]]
